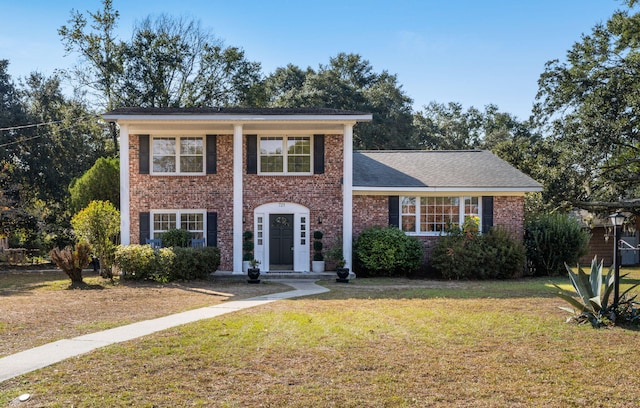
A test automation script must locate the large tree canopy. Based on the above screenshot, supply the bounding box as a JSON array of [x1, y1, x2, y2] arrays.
[[534, 3, 640, 211], [264, 53, 416, 150]]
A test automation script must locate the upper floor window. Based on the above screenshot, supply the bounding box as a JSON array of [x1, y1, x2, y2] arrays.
[[401, 196, 480, 235], [259, 136, 311, 174], [152, 136, 204, 174]]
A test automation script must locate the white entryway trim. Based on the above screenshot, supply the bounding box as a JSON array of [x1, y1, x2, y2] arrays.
[[254, 202, 310, 272]]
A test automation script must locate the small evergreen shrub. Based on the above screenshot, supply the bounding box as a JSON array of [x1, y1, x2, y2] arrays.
[[114, 244, 159, 281], [525, 213, 590, 276], [162, 228, 192, 247], [430, 227, 525, 280], [49, 242, 92, 285], [114, 245, 220, 282], [354, 226, 424, 277], [313, 230, 324, 261]]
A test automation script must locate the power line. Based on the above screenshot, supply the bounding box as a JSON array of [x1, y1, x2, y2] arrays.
[[0, 114, 102, 148]]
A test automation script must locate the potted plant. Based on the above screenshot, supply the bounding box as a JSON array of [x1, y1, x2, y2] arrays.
[[336, 258, 350, 283], [311, 230, 325, 273], [242, 230, 254, 273], [247, 258, 261, 283]]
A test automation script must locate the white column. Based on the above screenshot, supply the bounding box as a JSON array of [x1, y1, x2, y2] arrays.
[[119, 124, 130, 245], [232, 124, 244, 273], [343, 123, 354, 269]]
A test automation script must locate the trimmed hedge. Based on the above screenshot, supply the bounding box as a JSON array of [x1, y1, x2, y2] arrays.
[[114, 245, 220, 282], [354, 226, 424, 277]]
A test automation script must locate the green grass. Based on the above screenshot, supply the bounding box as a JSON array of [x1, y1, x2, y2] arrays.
[[1, 269, 640, 406]]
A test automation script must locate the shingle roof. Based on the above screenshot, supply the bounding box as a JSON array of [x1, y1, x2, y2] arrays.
[[353, 150, 542, 191], [104, 107, 371, 116]]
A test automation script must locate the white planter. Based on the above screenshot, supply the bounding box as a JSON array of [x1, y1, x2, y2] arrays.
[[312, 260, 325, 273], [242, 261, 250, 273]]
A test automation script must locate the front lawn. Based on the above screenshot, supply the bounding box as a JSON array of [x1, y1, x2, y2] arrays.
[[1, 270, 640, 406]]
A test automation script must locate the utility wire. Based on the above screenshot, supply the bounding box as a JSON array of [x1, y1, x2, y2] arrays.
[[0, 114, 102, 148]]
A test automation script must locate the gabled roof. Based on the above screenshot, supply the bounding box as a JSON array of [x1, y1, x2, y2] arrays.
[[353, 150, 542, 193]]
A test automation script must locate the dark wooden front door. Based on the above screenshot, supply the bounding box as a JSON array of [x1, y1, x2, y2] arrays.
[[269, 214, 294, 270]]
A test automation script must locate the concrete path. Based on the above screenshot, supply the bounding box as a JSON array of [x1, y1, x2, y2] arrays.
[[0, 280, 329, 383]]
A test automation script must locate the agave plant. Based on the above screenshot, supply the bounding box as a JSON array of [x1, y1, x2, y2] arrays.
[[553, 256, 639, 327]]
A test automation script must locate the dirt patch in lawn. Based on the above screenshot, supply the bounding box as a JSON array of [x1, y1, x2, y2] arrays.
[[0, 270, 288, 357]]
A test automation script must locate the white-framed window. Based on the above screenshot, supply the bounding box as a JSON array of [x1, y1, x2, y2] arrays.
[[152, 136, 204, 174], [401, 196, 480, 235], [259, 136, 311, 174], [151, 210, 205, 240]]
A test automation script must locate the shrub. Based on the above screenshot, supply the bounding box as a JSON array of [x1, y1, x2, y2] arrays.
[[71, 200, 120, 279], [114, 245, 220, 282], [525, 213, 590, 276], [430, 227, 525, 280], [354, 226, 424, 277], [162, 228, 192, 248], [49, 242, 92, 285], [114, 244, 159, 281], [313, 230, 324, 261]]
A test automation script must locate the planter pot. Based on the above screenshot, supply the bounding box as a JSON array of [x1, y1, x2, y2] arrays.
[[242, 261, 250, 273], [336, 267, 350, 283], [312, 260, 325, 273], [247, 268, 261, 283]]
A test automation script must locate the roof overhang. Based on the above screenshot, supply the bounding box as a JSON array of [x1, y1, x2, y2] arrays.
[[353, 186, 543, 196]]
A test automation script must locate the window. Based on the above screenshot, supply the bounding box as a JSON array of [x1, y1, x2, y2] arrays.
[[400, 196, 480, 235], [152, 211, 205, 240], [259, 136, 311, 174], [152, 136, 204, 174]]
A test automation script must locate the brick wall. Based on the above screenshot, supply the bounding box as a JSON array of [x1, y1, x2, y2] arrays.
[[352, 194, 526, 265], [128, 134, 235, 269], [243, 134, 344, 260], [129, 133, 344, 271]]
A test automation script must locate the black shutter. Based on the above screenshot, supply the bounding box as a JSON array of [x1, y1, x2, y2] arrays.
[[313, 134, 325, 174], [482, 196, 494, 234], [207, 212, 218, 247], [139, 135, 150, 174], [246, 135, 257, 174], [139, 212, 150, 244], [388, 196, 400, 227], [206, 135, 217, 174]]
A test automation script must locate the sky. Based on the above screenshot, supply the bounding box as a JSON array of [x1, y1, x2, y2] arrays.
[[1, 0, 627, 120]]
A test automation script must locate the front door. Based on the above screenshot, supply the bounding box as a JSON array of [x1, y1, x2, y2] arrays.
[[269, 214, 294, 270]]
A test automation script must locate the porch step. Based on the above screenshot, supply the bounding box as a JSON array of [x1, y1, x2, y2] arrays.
[[212, 271, 345, 280]]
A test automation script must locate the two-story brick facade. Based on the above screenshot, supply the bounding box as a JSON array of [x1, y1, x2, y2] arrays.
[[103, 107, 542, 273]]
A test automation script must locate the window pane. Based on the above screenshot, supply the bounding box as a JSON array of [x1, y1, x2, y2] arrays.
[[180, 156, 203, 173], [180, 137, 203, 155], [402, 215, 416, 232], [260, 156, 283, 172], [153, 156, 176, 172], [260, 137, 283, 155], [153, 138, 177, 173], [153, 213, 176, 231], [287, 156, 310, 172]]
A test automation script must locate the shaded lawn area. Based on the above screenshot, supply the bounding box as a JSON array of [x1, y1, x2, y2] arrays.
[[1, 269, 640, 407]]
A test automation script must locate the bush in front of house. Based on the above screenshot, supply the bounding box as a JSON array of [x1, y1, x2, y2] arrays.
[[524, 213, 590, 276], [430, 227, 526, 280], [162, 228, 192, 247], [354, 226, 424, 277], [114, 245, 220, 282]]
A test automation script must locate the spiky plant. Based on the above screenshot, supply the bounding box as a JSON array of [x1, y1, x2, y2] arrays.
[[49, 242, 92, 285], [554, 256, 640, 327]]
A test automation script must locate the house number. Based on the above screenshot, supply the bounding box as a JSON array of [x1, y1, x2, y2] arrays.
[[279, 203, 286, 207]]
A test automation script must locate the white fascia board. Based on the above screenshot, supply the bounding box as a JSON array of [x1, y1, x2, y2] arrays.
[[102, 114, 373, 122], [352, 186, 543, 195]]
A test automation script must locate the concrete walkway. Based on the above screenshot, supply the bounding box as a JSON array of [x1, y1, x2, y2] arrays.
[[0, 280, 329, 383]]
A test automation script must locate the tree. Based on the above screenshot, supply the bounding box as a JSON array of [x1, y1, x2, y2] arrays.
[[119, 15, 264, 108], [413, 102, 484, 150], [534, 3, 640, 211], [264, 53, 416, 149], [71, 200, 120, 278], [58, 0, 123, 111], [69, 157, 119, 213]]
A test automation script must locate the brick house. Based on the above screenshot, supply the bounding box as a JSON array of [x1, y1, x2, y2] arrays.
[[103, 107, 542, 273]]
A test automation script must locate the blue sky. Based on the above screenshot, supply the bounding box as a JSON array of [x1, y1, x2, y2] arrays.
[[1, 0, 626, 119]]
